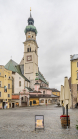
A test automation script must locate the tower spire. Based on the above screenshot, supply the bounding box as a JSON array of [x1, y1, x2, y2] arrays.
[[30, 7, 31, 17], [27, 7, 34, 25]]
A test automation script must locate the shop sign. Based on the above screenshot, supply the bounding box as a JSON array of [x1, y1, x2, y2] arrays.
[[35, 115, 44, 130]]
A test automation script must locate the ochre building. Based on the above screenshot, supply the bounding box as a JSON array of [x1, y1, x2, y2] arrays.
[[70, 54, 78, 108], [0, 65, 12, 109]]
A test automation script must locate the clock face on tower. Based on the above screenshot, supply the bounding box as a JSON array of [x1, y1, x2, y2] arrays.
[[27, 55, 32, 61]]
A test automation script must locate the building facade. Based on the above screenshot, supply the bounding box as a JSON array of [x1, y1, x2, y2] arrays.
[[0, 65, 12, 109], [70, 54, 78, 108], [51, 88, 60, 97]]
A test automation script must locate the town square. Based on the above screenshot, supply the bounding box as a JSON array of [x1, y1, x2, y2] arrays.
[[0, 0, 78, 138], [0, 105, 78, 139]]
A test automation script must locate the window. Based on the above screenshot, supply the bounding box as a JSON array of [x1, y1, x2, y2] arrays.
[[0, 81, 1, 87], [19, 81, 21, 86], [8, 94, 10, 97], [48, 99, 51, 103], [41, 99, 44, 103], [5, 75, 6, 77], [77, 73, 78, 79], [33, 100, 36, 104], [32, 36, 33, 38], [27, 48, 29, 52], [77, 84, 78, 91], [30, 47, 31, 52], [0, 72, 1, 76], [19, 77, 21, 79], [0, 92, 1, 97], [9, 76, 10, 79], [77, 62, 78, 67], [43, 91, 45, 94], [4, 86, 7, 92], [8, 84, 10, 89]]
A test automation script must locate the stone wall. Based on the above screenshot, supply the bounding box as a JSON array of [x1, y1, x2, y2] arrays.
[[71, 84, 77, 108]]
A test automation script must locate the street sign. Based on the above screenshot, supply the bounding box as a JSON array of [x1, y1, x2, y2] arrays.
[[35, 115, 44, 130]]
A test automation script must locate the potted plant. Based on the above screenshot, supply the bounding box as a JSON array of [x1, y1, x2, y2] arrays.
[[60, 115, 70, 128]]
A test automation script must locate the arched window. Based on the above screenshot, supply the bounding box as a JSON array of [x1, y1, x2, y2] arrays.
[[30, 47, 31, 52], [27, 48, 29, 52]]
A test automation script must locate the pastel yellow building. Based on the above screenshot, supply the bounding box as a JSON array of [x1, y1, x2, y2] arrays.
[[70, 54, 78, 108], [0, 65, 12, 109], [29, 98, 39, 106], [51, 88, 60, 97]]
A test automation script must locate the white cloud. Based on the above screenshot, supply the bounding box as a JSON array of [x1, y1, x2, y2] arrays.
[[0, 0, 78, 90]]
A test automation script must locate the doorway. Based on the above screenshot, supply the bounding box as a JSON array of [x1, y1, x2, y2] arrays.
[[46, 100, 47, 104], [3, 102, 5, 109], [12, 103, 14, 108], [30, 101, 32, 106]]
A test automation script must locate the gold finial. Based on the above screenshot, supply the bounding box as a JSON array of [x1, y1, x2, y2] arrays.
[[30, 7, 31, 11]]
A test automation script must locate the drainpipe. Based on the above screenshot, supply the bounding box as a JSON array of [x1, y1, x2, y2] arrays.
[[71, 62, 73, 109]]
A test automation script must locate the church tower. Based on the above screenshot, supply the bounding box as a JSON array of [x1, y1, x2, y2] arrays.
[[24, 9, 38, 89]]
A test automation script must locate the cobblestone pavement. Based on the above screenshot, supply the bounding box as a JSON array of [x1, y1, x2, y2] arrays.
[[0, 104, 78, 139]]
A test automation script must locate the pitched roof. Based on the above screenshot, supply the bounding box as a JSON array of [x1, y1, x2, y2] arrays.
[[29, 90, 42, 93], [30, 94, 51, 98], [5, 59, 30, 82], [51, 94, 59, 98], [26, 87, 33, 91], [70, 54, 78, 61], [38, 70, 48, 85], [39, 86, 52, 90], [12, 95, 19, 100], [5, 59, 18, 72], [51, 88, 60, 92]]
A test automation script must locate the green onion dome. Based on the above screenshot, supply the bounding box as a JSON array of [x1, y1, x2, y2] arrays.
[[24, 25, 37, 35]]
